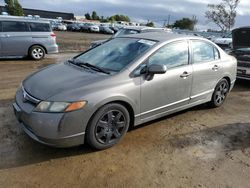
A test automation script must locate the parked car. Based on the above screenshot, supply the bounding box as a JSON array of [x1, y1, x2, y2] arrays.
[[67, 23, 81, 32], [80, 23, 99, 33], [212, 33, 232, 50], [99, 25, 114, 34], [90, 26, 168, 48], [13, 33, 236, 149], [230, 27, 250, 80], [0, 16, 58, 60], [57, 24, 67, 31]]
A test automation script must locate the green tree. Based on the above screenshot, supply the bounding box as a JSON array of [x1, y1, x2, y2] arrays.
[[91, 11, 100, 20], [172, 17, 197, 30], [108, 14, 130, 22], [84, 13, 91, 20], [146, 21, 155, 27], [205, 0, 240, 31], [4, 0, 23, 16]]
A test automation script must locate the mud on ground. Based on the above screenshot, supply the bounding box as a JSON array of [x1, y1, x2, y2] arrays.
[[0, 33, 250, 188]]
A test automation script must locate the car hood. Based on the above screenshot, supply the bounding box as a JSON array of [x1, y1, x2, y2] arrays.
[[23, 62, 108, 101], [233, 27, 250, 49]]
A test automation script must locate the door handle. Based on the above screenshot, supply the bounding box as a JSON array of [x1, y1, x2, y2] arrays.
[[212, 65, 219, 71], [180, 71, 191, 78]]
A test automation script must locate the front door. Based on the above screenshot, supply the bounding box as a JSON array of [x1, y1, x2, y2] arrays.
[[140, 40, 192, 121]]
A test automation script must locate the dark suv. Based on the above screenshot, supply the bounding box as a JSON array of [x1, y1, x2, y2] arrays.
[[231, 27, 250, 80]]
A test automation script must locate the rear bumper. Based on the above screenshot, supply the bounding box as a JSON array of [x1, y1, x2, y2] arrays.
[[47, 44, 59, 54]]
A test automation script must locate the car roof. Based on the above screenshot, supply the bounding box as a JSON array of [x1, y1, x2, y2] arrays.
[[0, 16, 50, 23], [118, 32, 202, 43], [122, 26, 165, 31], [232, 26, 250, 32]]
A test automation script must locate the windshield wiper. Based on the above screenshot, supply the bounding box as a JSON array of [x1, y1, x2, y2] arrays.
[[68, 59, 110, 75]]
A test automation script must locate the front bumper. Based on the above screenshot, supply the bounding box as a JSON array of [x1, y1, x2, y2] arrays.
[[237, 66, 250, 80], [13, 89, 89, 148]]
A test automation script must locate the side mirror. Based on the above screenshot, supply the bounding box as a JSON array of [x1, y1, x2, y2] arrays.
[[148, 64, 167, 74]]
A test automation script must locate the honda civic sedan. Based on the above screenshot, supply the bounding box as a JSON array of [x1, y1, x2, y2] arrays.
[[13, 32, 237, 150]]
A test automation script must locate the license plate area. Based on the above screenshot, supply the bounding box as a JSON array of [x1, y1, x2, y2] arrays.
[[13, 103, 22, 121], [237, 69, 247, 75]]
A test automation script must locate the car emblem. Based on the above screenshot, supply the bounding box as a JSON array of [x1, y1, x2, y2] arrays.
[[22, 91, 28, 103]]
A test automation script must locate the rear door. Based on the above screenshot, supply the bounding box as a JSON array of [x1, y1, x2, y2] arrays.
[[1, 21, 31, 56], [29, 22, 53, 48], [190, 40, 223, 103]]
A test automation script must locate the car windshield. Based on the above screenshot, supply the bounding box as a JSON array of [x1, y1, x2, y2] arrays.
[[75, 38, 156, 72], [113, 29, 140, 38]]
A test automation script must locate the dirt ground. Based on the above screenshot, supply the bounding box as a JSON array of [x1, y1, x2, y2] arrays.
[[55, 31, 110, 52], [0, 32, 250, 188]]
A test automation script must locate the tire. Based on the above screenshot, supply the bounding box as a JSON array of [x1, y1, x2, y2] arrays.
[[29, 45, 45, 60], [209, 78, 229, 108], [86, 103, 130, 150]]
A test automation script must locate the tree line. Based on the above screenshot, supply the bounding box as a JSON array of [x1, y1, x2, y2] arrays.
[[3, 0, 241, 32], [84, 11, 130, 22]]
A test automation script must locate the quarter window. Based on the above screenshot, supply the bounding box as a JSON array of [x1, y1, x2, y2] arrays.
[[29, 22, 51, 32], [148, 41, 189, 69], [2, 21, 29, 32], [192, 40, 220, 63]]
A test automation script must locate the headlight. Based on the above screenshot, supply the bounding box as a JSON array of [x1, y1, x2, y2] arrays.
[[35, 101, 87, 113]]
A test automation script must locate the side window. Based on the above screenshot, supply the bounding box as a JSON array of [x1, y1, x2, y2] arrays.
[[192, 40, 220, 63], [0, 22, 2, 32], [214, 47, 220, 60], [29, 22, 51, 32], [148, 41, 189, 69], [2, 21, 29, 32]]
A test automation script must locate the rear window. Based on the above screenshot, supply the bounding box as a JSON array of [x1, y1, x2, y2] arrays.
[[2, 21, 29, 32], [29, 22, 51, 32]]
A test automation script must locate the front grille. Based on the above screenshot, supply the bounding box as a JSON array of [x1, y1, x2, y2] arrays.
[[21, 86, 40, 105], [237, 61, 250, 68]]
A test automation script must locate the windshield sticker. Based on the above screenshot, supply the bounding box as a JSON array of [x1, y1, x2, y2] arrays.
[[138, 39, 156, 46]]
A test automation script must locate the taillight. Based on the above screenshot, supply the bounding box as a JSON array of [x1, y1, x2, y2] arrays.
[[51, 33, 56, 38]]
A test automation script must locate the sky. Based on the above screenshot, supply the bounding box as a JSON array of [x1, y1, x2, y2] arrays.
[[1, 0, 250, 30]]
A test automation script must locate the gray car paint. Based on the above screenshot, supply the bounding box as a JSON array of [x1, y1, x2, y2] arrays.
[[14, 32, 237, 147], [0, 16, 58, 57]]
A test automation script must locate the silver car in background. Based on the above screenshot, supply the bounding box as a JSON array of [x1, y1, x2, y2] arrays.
[[0, 16, 58, 60], [13, 32, 237, 150]]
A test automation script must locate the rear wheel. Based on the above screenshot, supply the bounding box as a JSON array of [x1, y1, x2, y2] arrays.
[[209, 79, 229, 108], [29, 45, 45, 60], [86, 103, 130, 150]]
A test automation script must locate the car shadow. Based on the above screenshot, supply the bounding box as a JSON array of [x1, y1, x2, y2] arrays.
[[232, 79, 250, 92], [167, 122, 250, 154]]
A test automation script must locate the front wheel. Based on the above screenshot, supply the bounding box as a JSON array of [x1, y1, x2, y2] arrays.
[[86, 103, 130, 150], [209, 79, 229, 108], [29, 45, 45, 60]]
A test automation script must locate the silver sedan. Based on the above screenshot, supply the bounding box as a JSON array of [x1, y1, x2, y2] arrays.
[[13, 32, 237, 150]]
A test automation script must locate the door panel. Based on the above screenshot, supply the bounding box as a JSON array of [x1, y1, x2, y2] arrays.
[[1, 21, 31, 56], [139, 40, 192, 120], [140, 65, 192, 120], [190, 40, 223, 102]]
